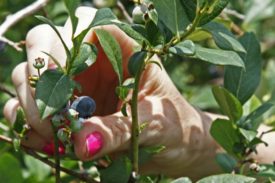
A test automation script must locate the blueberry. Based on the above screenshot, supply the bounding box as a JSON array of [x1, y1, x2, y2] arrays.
[[71, 96, 96, 118]]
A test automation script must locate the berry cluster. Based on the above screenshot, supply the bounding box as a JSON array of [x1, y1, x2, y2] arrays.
[[50, 96, 96, 155]]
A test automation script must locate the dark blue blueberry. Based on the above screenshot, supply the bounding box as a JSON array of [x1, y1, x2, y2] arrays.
[[71, 96, 96, 118]]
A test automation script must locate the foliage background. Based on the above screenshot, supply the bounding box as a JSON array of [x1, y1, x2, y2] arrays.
[[1, 0, 275, 182]]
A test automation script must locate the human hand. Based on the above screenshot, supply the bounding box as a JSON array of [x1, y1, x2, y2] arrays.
[[3, 6, 223, 180]]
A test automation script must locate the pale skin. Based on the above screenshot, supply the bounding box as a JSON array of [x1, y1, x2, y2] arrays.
[[3, 7, 275, 181]]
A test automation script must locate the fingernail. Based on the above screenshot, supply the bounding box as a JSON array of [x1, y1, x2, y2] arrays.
[[86, 131, 103, 157], [42, 141, 65, 156]]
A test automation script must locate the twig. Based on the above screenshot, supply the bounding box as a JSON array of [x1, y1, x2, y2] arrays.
[[0, 37, 23, 51], [0, 83, 16, 97], [0, 134, 99, 183], [0, 0, 50, 36], [0, 0, 50, 51], [230, 22, 244, 36], [116, 1, 133, 23], [223, 8, 245, 20]]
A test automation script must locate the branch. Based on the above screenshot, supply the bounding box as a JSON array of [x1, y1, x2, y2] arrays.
[[0, 134, 99, 183], [0, 0, 50, 36], [0, 37, 24, 51], [0, 0, 50, 51], [223, 8, 245, 20], [0, 83, 16, 97]]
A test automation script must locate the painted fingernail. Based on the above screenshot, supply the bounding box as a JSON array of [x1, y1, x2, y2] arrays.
[[86, 131, 103, 157], [42, 141, 65, 156]]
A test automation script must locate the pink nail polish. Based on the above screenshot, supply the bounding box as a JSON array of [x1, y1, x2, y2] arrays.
[[86, 131, 103, 157]]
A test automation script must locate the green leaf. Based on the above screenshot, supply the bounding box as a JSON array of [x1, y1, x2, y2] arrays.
[[172, 177, 192, 183], [139, 145, 165, 165], [128, 51, 147, 76], [210, 119, 240, 155], [69, 43, 97, 75], [145, 20, 165, 47], [197, 174, 256, 183], [88, 8, 147, 45], [256, 164, 275, 179], [100, 156, 132, 183], [0, 153, 23, 183], [121, 103, 128, 117], [90, 8, 117, 27], [116, 78, 135, 101], [24, 155, 51, 181], [63, 0, 79, 35], [148, 9, 158, 25], [239, 128, 257, 142], [241, 103, 273, 130], [203, 22, 246, 53], [152, 0, 190, 35], [114, 22, 148, 45], [212, 86, 243, 122], [35, 70, 75, 119], [13, 107, 26, 134], [35, 16, 71, 60], [216, 153, 237, 173], [169, 40, 196, 56], [224, 32, 262, 104], [195, 46, 244, 68], [94, 29, 123, 85], [180, 0, 196, 22], [199, 0, 229, 26]]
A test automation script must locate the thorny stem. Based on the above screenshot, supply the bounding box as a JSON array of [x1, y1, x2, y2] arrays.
[[0, 134, 98, 183], [130, 52, 154, 179]]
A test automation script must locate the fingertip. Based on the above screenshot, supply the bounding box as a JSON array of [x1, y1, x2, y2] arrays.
[[11, 62, 28, 88], [3, 98, 20, 125], [85, 131, 104, 157], [73, 114, 132, 161]]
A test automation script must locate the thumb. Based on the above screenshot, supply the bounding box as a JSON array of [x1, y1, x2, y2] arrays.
[[73, 97, 166, 161], [73, 111, 132, 161]]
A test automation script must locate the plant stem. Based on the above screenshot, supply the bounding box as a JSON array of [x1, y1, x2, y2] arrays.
[[52, 125, 61, 183], [0, 83, 16, 97], [130, 52, 153, 178]]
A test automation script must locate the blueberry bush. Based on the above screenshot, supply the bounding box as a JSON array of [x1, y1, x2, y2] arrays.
[[1, 0, 275, 182]]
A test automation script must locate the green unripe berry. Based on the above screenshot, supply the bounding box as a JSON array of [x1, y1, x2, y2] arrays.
[[33, 57, 45, 69], [132, 4, 148, 24]]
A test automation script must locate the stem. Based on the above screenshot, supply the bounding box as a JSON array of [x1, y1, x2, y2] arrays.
[[0, 83, 16, 97], [52, 125, 61, 183], [130, 53, 153, 177]]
